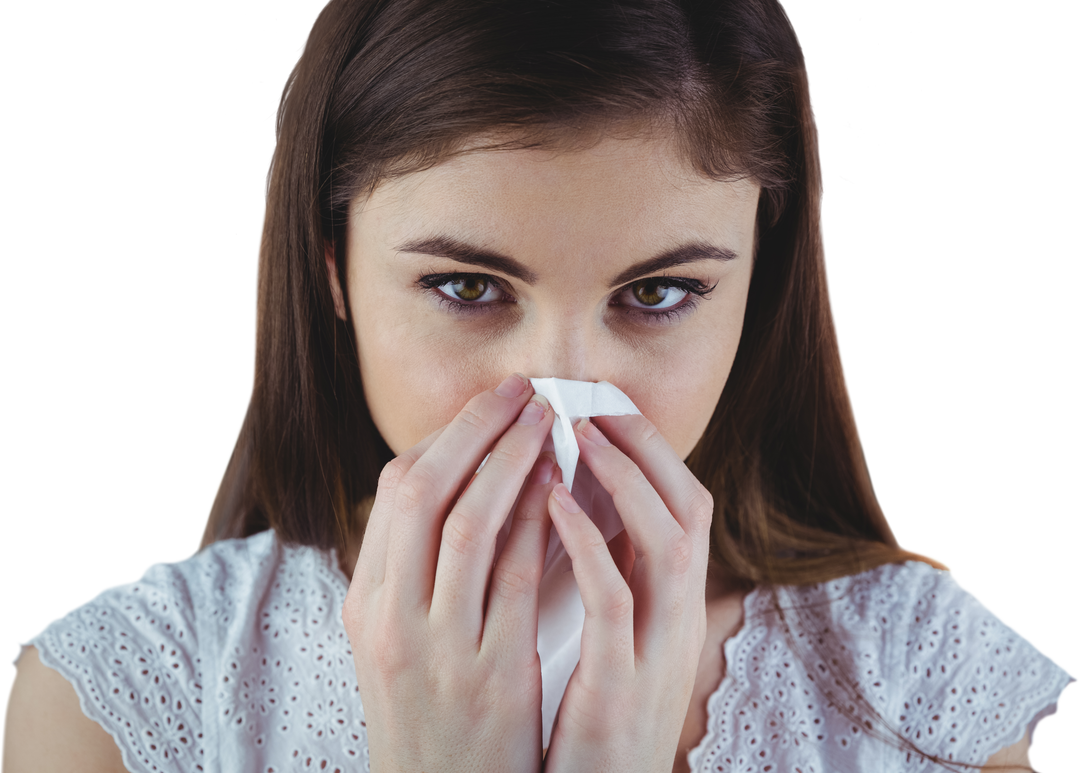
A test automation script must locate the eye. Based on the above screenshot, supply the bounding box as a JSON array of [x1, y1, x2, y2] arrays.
[[412, 272, 717, 326], [626, 278, 691, 310]]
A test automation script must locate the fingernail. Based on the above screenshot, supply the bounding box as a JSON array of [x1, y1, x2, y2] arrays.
[[495, 372, 528, 398], [532, 453, 556, 486], [516, 394, 549, 425], [575, 418, 611, 447], [552, 483, 581, 513]]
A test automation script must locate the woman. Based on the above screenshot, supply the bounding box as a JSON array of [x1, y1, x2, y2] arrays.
[[4, 0, 1071, 771]]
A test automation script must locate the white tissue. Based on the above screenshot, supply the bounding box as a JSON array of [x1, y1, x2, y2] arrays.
[[518, 378, 641, 748]]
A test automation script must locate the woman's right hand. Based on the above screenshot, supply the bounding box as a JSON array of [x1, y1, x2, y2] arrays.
[[342, 373, 558, 773]]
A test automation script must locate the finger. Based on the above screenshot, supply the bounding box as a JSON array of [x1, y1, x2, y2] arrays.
[[591, 414, 714, 603], [353, 424, 447, 589], [591, 414, 714, 544], [482, 452, 559, 658], [548, 483, 635, 671], [575, 419, 689, 580], [431, 395, 555, 634], [574, 420, 704, 648], [383, 373, 534, 607]]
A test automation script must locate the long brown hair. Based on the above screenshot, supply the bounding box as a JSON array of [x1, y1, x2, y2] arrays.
[[198, 1, 996, 768]]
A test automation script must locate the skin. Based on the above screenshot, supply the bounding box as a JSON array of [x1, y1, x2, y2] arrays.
[[335, 134, 757, 462]]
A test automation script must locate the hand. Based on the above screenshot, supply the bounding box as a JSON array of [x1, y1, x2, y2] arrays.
[[543, 415, 712, 773], [343, 373, 559, 773]]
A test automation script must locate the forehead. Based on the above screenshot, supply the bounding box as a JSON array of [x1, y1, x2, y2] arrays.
[[351, 135, 760, 263]]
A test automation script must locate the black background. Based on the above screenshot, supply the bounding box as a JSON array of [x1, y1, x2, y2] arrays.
[[6, 4, 1071, 768]]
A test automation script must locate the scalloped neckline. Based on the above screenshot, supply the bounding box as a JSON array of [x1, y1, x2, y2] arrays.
[[684, 583, 764, 770]]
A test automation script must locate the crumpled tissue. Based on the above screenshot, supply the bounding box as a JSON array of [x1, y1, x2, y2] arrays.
[[493, 377, 641, 748]]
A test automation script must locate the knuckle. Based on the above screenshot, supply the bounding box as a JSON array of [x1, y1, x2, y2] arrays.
[[392, 474, 429, 517], [602, 584, 635, 624], [457, 402, 498, 435], [512, 498, 546, 524], [378, 457, 409, 491], [368, 634, 409, 678], [487, 443, 531, 474], [579, 532, 610, 560], [345, 600, 413, 678], [667, 533, 694, 577], [634, 417, 665, 448], [491, 563, 537, 603], [686, 490, 714, 532], [442, 510, 487, 557]]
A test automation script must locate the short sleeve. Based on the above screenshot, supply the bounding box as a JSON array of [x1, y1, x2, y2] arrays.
[[895, 564, 1073, 768], [27, 561, 206, 773]]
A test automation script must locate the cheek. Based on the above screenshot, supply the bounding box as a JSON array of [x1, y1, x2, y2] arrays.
[[356, 317, 509, 454], [618, 339, 738, 460], [608, 296, 747, 459]]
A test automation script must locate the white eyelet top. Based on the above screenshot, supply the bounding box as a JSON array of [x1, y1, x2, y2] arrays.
[[23, 530, 1071, 773]]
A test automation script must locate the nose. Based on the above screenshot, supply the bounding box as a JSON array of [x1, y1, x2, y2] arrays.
[[515, 315, 602, 382]]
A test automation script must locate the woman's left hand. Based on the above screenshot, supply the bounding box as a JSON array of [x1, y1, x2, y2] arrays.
[[542, 414, 713, 773]]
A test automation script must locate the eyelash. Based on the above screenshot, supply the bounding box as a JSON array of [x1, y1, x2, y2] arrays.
[[414, 271, 718, 324]]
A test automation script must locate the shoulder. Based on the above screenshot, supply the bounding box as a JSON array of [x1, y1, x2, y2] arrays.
[[7, 531, 287, 773], [982, 731, 1032, 773], [5, 645, 126, 773], [879, 562, 1072, 766]]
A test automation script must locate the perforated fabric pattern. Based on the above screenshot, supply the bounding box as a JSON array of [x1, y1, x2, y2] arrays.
[[688, 562, 1072, 772], [31, 558, 205, 772], [28, 534, 1069, 773], [30, 532, 369, 773]]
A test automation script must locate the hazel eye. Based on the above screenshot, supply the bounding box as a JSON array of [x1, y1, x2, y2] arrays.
[[436, 276, 498, 304], [622, 278, 686, 310]]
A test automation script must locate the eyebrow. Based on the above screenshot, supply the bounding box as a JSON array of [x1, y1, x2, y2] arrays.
[[394, 235, 738, 288]]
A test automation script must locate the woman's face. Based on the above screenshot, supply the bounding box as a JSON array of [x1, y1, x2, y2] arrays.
[[337, 134, 759, 459]]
